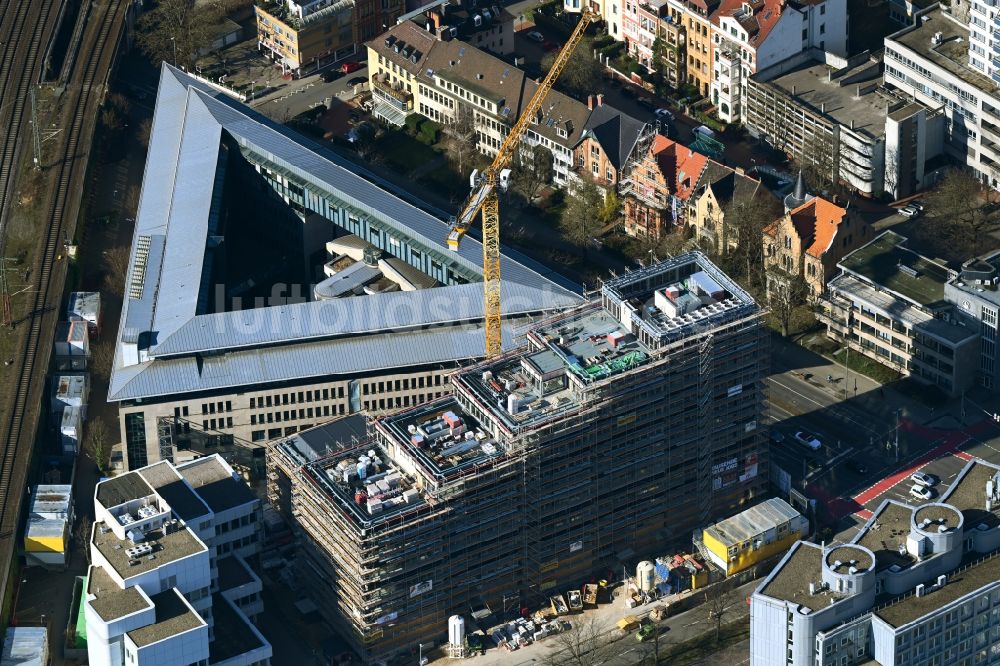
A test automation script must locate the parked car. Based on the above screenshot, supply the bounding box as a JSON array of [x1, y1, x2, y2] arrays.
[[845, 459, 868, 474], [770, 430, 785, 444], [527, 30, 544, 42], [347, 76, 367, 87], [909, 201, 925, 212], [636, 624, 658, 642], [793, 431, 822, 451], [910, 484, 935, 501], [898, 204, 920, 218], [654, 107, 674, 122], [321, 69, 344, 82], [910, 471, 938, 487], [543, 40, 560, 52], [693, 125, 716, 139], [340, 61, 363, 73]]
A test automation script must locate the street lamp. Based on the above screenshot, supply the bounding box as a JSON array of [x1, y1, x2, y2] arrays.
[[170, 36, 177, 67], [418, 643, 428, 666]]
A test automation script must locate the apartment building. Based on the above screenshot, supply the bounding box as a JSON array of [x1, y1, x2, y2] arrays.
[[744, 52, 936, 197], [270, 253, 768, 662], [575, 95, 650, 188], [671, 0, 719, 96], [710, 0, 847, 122], [563, 0, 624, 40], [883, 4, 1000, 190], [688, 160, 770, 252], [109, 65, 581, 470], [367, 21, 590, 184], [660, 12, 688, 88], [751, 457, 1000, 666], [763, 194, 871, 297], [254, 0, 388, 75], [817, 231, 978, 396], [624, 0, 669, 69], [621, 134, 710, 237], [84, 455, 270, 666]]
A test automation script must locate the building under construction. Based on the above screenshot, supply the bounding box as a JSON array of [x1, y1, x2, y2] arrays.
[[267, 252, 769, 662]]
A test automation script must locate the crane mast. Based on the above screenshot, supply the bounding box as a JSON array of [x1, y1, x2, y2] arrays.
[[446, 11, 595, 358]]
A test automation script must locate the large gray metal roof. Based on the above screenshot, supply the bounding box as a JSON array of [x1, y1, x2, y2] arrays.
[[108, 65, 582, 402]]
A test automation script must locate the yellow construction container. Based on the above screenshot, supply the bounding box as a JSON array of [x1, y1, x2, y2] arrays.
[[701, 498, 808, 576]]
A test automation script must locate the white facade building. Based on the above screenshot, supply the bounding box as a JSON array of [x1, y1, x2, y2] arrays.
[[84, 455, 271, 666], [751, 458, 1000, 665], [885, 4, 1000, 188], [711, 0, 848, 122], [564, 0, 624, 40]]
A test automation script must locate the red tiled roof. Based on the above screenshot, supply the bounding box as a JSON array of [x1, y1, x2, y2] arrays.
[[649, 135, 709, 201], [789, 197, 847, 258], [712, 0, 787, 47]]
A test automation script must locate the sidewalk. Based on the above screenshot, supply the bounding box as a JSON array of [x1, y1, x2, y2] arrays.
[[456, 579, 758, 666]]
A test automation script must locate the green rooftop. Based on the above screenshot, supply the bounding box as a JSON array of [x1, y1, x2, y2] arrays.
[[839, 231, 952, 308]]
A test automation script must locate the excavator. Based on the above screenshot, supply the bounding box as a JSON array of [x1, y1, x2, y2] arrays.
[[446, 10, 595, 358]]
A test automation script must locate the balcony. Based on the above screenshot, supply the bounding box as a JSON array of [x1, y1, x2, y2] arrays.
[[372, 75, 412, 111]]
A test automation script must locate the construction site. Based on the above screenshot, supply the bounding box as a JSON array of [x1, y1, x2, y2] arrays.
[[267, 252, 770, 662]]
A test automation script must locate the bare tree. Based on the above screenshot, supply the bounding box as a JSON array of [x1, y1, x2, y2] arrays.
[[75, 516, 93, 565], [919, 168, 1000, 258], [512, 144, 554, 203], [137, 0, 222, 70], [703, 578, 741, 644], [560, 180, 605, 254], [100, 107, 123, 132], [87, 420, 111, 474], [91, 342, 114, 382], [768, 271, 810, 338], [136, 117, 153, 148], [794, 130, 838, 192], [443, 106, 479, 177], [123, 185, 141, 217], [542, 37, 601, 98], [540, 617, 616, 666], [721, 191, 781, 292], [103, 245, 131, 293]]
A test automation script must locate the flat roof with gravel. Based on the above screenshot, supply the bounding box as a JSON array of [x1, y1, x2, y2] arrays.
[[941, 461, 1000, 530], [93, 520, 206, 578], [826, 545, 874, 572], [127, 589, 205, 647], [914, 505, 962, 533], [856, 501, 915, 571], [87, 565, 150, 622], [177, 458, 255, 513], [875, 552, 1000, 627], [96, 473, 155, 508], [761, 542, 840, 610], [840, 232, 952, 308], [138, 462, 210, 522]]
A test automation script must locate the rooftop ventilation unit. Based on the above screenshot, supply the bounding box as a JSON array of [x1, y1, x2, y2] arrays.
[[126, 543, 154, 559], [129, 235, 151, 300]]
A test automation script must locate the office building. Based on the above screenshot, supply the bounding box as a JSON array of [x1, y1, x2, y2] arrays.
[[109, 64, 581, 470], [745, 52, 935, 197], [84, 455, 271, 666], [817, 231, 979, 396], [946, 254, 1000, 390], [751, 457, 1000, 666], [884, 4, 1000, 190], [269, 252, 768, 663]]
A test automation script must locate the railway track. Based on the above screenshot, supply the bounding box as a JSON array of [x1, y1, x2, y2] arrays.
[[0, 0, 128, 607]]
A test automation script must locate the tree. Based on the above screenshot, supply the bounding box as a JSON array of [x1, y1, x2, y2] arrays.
[[721, 192, 781, 292], [598, 190, 620, 227], [921, 168, 1000, 257], [443, 106, 479, 177], [136, 117, 153, 148], [703, 578, 741, 645], [104, 245, 131, 291], [540, 617, 616, 666], [100, 107, 123, 132], [768, 272, 810, 338], [137, 0, 222, 70], [75, 516, 93, 565], [123, 184, 141, 217], [542, 37, 601, 98], [560, 180, 605, 253], [795, 130, 838, 192], [510, 144, 554, 204], [86, 420, 111, 474]]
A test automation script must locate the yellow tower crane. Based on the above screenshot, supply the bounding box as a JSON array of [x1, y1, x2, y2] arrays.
[[447, 10, 595, 358]]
